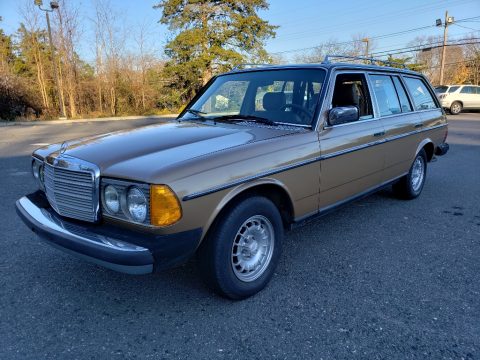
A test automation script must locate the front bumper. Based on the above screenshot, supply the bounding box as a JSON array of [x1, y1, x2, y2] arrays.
[[439, 99, 452, 108], [16, 192, 202, 275]]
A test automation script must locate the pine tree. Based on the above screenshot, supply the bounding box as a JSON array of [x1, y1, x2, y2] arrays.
[[154, 0, 277, 107]]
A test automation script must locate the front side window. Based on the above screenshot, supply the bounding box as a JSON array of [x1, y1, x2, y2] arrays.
[[331, 73, 373, 121], [448, 86, 460, 93], [184, 69, 326, 126], [403, 77, 438, 111]]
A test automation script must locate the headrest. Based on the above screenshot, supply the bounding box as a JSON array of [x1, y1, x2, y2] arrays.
[[263, 92, 286, 111], [333, 83, 359, 107]]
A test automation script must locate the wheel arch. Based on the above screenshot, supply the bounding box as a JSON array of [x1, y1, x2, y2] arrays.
[[201, 179, 295, 241], [416, 138, 435, 162]]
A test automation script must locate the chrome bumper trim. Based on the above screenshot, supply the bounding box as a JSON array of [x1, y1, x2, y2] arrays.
[[16, 196, 154, 275]]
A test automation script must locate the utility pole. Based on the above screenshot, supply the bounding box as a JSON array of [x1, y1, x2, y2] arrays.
[[437, 11, 454, 86], [362, 38, 369, 58], [35, 0, 67, 119]]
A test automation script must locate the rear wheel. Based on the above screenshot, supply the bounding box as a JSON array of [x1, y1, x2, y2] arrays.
[[450, 101, 462, 115], [197, 196, 283, 300], [392, 149, 427, 199]]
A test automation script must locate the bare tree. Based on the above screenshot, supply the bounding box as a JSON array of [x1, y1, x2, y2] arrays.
[[52, 0, 82, 117], [18, 1, 51, 110], [93, 0, 127, 116]]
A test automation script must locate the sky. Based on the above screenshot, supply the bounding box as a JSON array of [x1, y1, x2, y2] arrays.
[[0, 0, 479, 63]]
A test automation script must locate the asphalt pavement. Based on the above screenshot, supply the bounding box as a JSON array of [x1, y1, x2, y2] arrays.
[[0, 113, 479, 359]]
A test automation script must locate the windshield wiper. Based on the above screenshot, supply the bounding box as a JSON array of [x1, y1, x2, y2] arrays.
[[210, 114, 276, 126], [184, 109, 207, 120]]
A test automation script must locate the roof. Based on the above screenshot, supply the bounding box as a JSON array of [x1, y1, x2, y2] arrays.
[[226, 62, 421, 76]]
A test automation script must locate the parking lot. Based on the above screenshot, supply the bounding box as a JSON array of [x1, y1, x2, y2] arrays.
[[0, 113, 479, 359]]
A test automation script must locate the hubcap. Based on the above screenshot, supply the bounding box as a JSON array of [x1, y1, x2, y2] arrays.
[[452, 104, 460, 113], [231, 215, 275, 282], [411, 156, 425, 192]]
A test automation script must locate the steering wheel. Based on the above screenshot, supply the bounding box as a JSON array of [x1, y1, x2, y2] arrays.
[[279, 104, 313, 122]]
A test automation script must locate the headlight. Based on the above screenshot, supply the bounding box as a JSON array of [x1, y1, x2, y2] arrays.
[[104, 185, 120, 214], [127, 186, 148, 223], [101, 180, 181, 227], [31, 158, 45, 190], [32, 160, 40, 180]]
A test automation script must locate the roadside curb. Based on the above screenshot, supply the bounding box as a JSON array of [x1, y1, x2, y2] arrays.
[[0, 114, 178, 126]]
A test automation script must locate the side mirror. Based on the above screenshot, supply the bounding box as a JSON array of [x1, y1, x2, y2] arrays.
[[328, 106, 359, 126]]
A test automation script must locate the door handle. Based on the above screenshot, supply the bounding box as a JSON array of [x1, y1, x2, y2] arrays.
[[373, 131, 385, 137], [414, 123, 424, 128]]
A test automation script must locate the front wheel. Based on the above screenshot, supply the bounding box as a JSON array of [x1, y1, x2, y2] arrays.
[[392, 149, 427, 199], [197, 196, 283, 300]]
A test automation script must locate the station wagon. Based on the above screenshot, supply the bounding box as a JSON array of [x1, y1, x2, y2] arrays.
[[16, 56, 449, 299]]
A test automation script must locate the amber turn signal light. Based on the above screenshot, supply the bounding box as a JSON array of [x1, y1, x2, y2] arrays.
[[150, 185, 182, 226]]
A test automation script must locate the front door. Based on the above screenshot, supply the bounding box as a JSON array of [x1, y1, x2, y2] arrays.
[[318, 72, 385, 210]]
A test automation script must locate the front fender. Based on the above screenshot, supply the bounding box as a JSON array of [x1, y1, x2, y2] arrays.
[[201, 177, 294, 241]]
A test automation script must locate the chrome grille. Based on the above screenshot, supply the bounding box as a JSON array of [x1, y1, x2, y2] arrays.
[[44, 163, 97, 222]]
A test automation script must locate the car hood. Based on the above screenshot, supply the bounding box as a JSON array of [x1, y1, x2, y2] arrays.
[[36, 120, 302, 181]]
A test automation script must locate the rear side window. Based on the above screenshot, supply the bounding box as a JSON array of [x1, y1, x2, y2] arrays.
[[392, 77, 412, 112], [460, 86, 475, 94], [403, 77, 438, 110], [370, 75, 401, 116]]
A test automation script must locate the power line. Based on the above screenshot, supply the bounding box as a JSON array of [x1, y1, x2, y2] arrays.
[[270, 15, 480, 56], [370, 37, 480, 56], [271, 25, 435, 55], [372, 40, 480, 58], [371, 31, 478, 52], [271, 1, 478, 44], [453, 23, 480, 31]]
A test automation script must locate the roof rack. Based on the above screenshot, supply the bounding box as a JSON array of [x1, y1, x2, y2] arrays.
[[232, 63, 274, 71], [322, 54, 407, 69]]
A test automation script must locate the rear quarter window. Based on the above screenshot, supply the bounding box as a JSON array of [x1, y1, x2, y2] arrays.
[[403, 77, 438, 111]]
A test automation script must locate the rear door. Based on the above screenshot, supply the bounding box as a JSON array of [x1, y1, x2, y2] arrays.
[[473, 86, 480, 109], [459, 86, 476, 108], [368, 73, 420, 181], [318, 71, 386, 209]]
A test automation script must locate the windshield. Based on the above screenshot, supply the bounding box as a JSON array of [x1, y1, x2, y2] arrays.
[[181, 69, 326, 126], [435, 86, 449, 94]]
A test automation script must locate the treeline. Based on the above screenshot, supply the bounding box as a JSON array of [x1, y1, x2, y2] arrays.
[[0, 0, 277, 120], [1, 0, 479, 120], [0, 1, 172, 120]]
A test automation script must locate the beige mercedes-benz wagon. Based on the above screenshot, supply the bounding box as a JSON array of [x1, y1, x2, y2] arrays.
[[17, 58, 449, 299]]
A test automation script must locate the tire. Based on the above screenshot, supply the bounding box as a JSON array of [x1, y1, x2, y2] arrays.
[[450, 101, 462, 115], [197, 196, 283, 300], [392, 149, 427, 200]]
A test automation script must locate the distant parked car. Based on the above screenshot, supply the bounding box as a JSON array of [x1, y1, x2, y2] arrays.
[[435, 84, 480, 115]]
